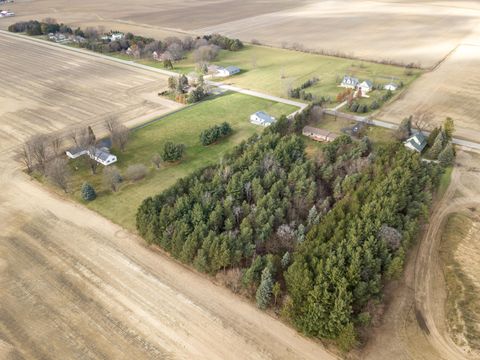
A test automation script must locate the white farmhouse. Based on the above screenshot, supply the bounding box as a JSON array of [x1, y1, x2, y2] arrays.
[[250, 111, 276, 127], [358, 80, 373, 93], [89, 148, 117, 166], [340, 75, 359, 89], [404, 132, 427, 153], [66, 147, 117, 166], [384, 82, 398, 91], [216, 66, 241, 77]]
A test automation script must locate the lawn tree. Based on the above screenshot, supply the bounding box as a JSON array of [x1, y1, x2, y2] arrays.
[[428, 130, 446, 159], [162, 141, 185, 162], [168, 76, 177, 91], [86, 145, 100, 174], [438, 143, 455, 166], [46, 157, 69, 192], [151, 153, 162, 169], [87, 125, 96, 145], [81, 182, 97, 201], [28, 134, 50, 174], [105, 118, 130, 151], [443, 117, 455, 140], [103, 166, 122, 192], [413, 110, 432, 132], [395, 116, 412, 141], [427, 126, 441, 147], [50, 136, 62, 156], [125, 164, 148, 181]]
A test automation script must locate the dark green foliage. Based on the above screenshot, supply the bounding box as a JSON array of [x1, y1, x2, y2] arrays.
[[428, 130, 446, 159], [438, 143, 455, 166], [136, 107, 439, 347], [369, 100, 380, 110], [443, 117, 455, 140], [288, 77, 319, 99], [205, 33, 244, 51], [161, 141, 185, 162], [199, 122, 233, 145], [350, 102, 359, 112], [187, 86, 207, 104], [285, 143, 440, 339], [8, 20, 72, 36], [395, 116, 412, 141], [81, 182, 97, 201], [256, 267, 274, 309], [427, 127, 441, 147]]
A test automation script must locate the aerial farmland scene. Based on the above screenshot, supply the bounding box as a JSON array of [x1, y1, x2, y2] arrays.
[[1, 1, 480, 359]]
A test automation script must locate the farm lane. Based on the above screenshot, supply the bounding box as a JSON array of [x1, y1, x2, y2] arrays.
[[0, 33, 336, 359]]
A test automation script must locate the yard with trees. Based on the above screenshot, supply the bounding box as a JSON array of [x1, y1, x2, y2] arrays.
[[62, 93, 295, 229]]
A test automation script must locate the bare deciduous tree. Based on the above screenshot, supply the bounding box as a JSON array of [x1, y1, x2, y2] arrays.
[[151, 153, 162, 169], [413, 110, 433, 132], [50, 135, 62, 157], [28, 134, 50, 174], [46, 157, 69, 192], [20, 142, 34, 173], [105, 118, 129, 152], [103, 166, 122, 192]]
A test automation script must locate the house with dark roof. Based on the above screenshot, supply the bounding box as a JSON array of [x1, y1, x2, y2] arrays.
[[404, 132, 427, 153], [65, 146, 117, 166], [340, 75, 359, 89], [250, 111, 276, 127]]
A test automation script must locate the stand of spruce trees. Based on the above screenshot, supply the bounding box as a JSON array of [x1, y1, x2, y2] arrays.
[[136, 109, 441, 347]]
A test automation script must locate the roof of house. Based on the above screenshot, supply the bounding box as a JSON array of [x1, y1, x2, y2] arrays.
[[225, 66, 240, 73], [359, 80, 373, 87], [253, 111, 274, 122], [67, 146, 86, 155], [385, 82, 398, 87], [342, 75, 359, 84], [92, 148, 115, 162], [405, 132, 427, 152], [303, 126, 331, 137]]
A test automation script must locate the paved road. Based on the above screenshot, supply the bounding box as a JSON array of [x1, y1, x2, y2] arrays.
[[324, 109, 480, 151]]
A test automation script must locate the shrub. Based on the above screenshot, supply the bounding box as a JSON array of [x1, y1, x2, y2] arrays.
[[81, 182, 97, 201], [200, 122, 233, 145], [370, 100, 380, 110], [350, 102, 359, 112], [162, 141, 185, 162], [125, 164, 148, 181]]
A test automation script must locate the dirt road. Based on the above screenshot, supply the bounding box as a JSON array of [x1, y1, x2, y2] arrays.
[[0, 35, 335, 359], [363, 149, 480, 360]]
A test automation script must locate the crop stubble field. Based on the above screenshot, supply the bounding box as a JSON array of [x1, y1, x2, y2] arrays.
[[4, 1, 480, 138], [0, 31, 180, 153], [0, 32, 335, 359]]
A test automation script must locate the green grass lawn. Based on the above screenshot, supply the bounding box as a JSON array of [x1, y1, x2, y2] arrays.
[[68, 92, 296, 230], [143, 45, 421, 101]]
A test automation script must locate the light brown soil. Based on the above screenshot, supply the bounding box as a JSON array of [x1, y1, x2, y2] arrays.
[[0, 33, 336, 360], [362, 149, 480, 360], [0, 31, 180, 153], [3, 1, 480, 67]]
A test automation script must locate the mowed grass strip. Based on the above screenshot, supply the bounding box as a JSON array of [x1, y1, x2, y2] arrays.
[[69, 92, 296, 230], [132, 45, 421, 100]]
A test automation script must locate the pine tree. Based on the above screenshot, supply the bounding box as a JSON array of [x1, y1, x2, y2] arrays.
[[443, 117, 455, 140], [428, 130, 445, 159], [438, 142, 455, 166], [281, 252, 291, 269], [395, 116, 411, 141], [81, 182, 96, 201], [256, 267, 273, 309]]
